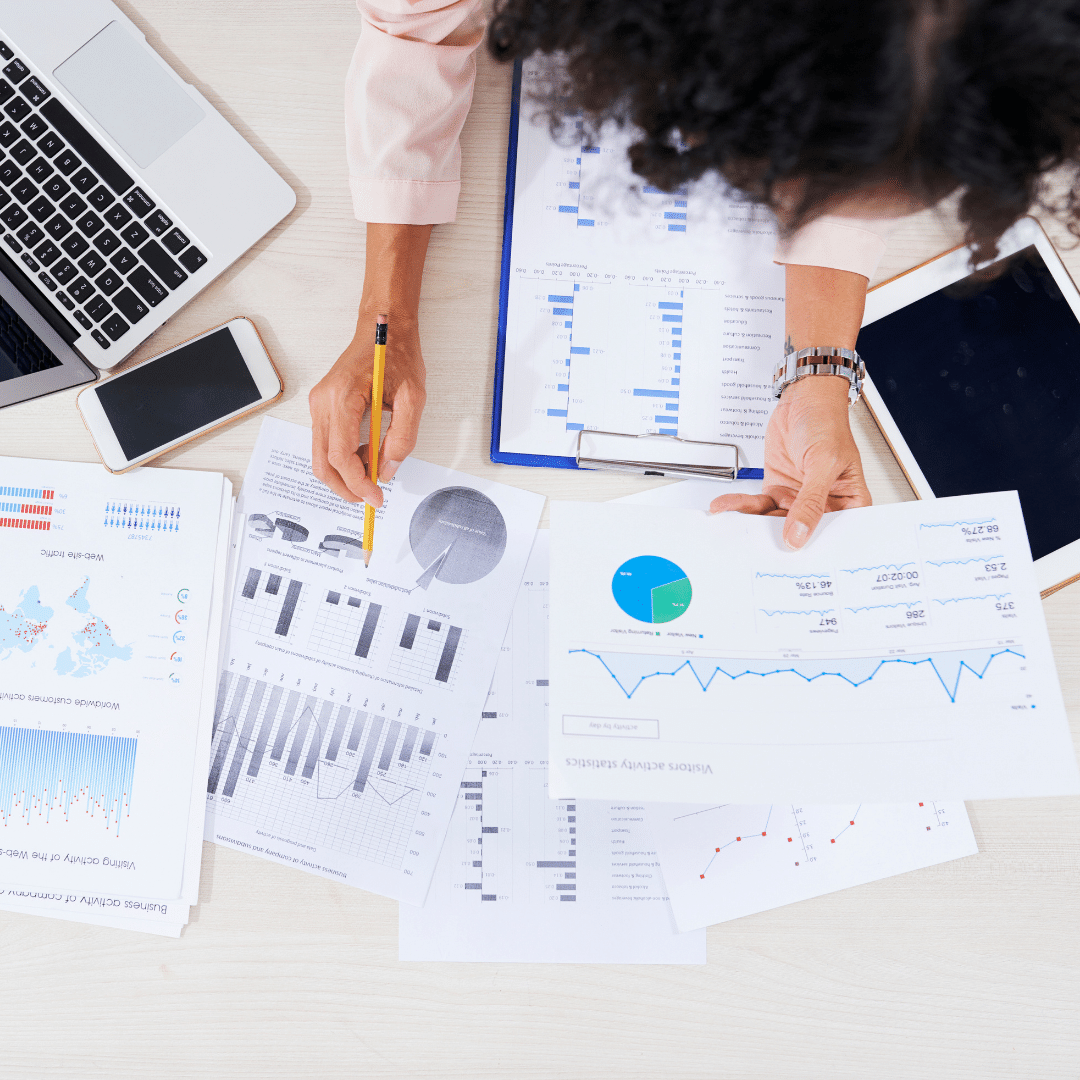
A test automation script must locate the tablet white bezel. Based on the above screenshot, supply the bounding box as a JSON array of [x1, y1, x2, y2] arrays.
[[861, 216, 1080, 597]]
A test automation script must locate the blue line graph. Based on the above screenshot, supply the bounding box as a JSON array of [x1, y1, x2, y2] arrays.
[[760, 609, 836, 617], [696, 805, 773, 878], [845, 602, 923, 613], [570, 646, 1024, 703], [840, 562, 915, 573], [755, 572, 831, 580], [832, 806, 862, 841], [919, 519, 995, 530], [925, 556, 1003, 567], [932, 593, 1011, 605], [0, 725, 137, 834]]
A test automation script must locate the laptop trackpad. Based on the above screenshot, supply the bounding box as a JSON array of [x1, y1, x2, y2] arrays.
[[54, 21, 204, 170]]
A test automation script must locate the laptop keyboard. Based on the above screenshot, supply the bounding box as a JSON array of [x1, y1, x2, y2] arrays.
[[0, 291, 60, 381], [0, 38, 208, 353]]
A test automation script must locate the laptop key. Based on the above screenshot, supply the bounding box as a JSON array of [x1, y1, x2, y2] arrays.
[[33, 239, 60, 266], [87, 185, 114, 212], [113, 287, 148, 324], [0, 120, 17, 147], [19, 251, 39, 272], [95, 269, 122, 297], [2, 233, 19, 252], [44, 214, 72, 241], [19, 114, 46, 140], [10, 138, 35, 165], [92, 229, 120, 256], [16, 222, 43, 248], [37, 271, 56, 291], [60, 192, 87, 219], [101, 313, 129, 341], [42, 176, 70, 202], [27, 195, 51, 223], [53, 149, 79, 175], [0, 159, 21, 185], [0, 203, 26, 229], [85, 295, 112, 322], [60, 232, 88, 257], [161, 228, 189, 255], [51, 258, 76, 285], [78, 250, 106, 276], [128, 265, 167, 307], [123, 186, 155, 216], [75, 210, 103, 237], [37, 131, 63, 158], [104, 203, 131, 229], [56, 291, 74, 310], [67, 276, 93, 303], [4, 97, 30, 122], [146, 210, 172, 236], [0, 44, 12, 62], [71, 167, 96, 194], [2, 59, 28, 85], [72, 309, 92, 330], [26, 157, 53, 184], [120, 220, 148, 248], [21, 78, 48, 108], [109, 247, 137, 274], [11, 177, 36, 204], [0, 189, 10, 210], [0, 79, 12, 105], [91, 328, 110, 349], [139, 239, 187, 289]]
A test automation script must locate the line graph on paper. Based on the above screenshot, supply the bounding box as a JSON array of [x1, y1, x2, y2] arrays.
[[570, 645, 1026, 703]]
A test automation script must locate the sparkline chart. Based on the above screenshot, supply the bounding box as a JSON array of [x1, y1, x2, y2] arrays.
[[571, 645, 1026, 703], [0, 725, 136, 834]]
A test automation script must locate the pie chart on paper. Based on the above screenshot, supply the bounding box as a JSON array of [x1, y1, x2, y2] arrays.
[[611, 556, 692, 624]]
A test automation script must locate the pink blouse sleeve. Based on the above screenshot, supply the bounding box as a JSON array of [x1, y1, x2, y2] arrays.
[[773, 214, 910, 280], [346, 0, 487, 225]]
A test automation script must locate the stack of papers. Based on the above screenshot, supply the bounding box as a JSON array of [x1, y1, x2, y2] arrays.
[[0, 456, 233, 936]]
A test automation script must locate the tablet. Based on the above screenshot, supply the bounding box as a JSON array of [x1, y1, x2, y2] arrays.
[[857, 217, 1080, 596]]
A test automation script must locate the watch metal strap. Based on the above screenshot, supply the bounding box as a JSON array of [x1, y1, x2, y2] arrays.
[[773, 345, 865, 404]]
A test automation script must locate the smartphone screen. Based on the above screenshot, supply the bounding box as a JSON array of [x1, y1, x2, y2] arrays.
[[96, 326, 261, 460]]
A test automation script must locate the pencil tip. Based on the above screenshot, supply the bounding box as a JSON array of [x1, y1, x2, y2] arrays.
[[363, 550, 372, 567]]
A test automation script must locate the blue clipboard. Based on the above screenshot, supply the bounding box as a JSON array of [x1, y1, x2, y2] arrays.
[[490, 61, 763, 480]]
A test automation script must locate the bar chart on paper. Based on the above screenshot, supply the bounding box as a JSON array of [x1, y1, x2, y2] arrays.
[[207, 670, 439, 868], [233, 567, 308, 639]]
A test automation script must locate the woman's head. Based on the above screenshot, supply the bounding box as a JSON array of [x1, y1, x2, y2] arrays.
[[489, 0, 1080, 258]]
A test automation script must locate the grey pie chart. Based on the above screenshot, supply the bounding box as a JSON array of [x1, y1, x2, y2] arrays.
[[409, 487, 507, 588]]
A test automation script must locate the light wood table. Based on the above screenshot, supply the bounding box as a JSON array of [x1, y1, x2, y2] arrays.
[[1, 3, 1078, 1077]]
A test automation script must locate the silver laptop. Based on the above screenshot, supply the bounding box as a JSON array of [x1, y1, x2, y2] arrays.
[[0, 0, 295, 408]]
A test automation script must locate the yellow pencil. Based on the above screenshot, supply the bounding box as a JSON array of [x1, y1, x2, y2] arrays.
[[362, 314, 387, 567]]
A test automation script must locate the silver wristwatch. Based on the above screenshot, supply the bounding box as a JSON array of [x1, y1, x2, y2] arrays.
[[773, 346, 865, 405]]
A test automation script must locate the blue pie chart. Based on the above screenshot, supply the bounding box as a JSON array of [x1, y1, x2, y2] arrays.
[[611, 556, 692, 624]]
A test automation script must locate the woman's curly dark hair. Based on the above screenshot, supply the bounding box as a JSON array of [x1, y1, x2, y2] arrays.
[[488, 0, 1080, 260]]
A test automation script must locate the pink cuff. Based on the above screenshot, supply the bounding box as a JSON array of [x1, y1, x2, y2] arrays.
[[773, 216, 904, 280], [349, 177, 461, 224]]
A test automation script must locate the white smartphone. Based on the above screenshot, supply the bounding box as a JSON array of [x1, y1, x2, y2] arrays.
[[77, 317, 283, 472]]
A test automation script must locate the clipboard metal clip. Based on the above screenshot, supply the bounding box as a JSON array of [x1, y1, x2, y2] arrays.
[[575, 429, 741, 481]]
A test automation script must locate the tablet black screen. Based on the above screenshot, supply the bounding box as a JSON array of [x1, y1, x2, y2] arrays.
[[856, 245, 1080, 560]]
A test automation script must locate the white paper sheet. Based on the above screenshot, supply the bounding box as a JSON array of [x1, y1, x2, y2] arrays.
[[204, 418, 545, 904], [0, 457, 230, 901], [399, 533, 705, 963], [614, 478, 761, 509], [498, 59, 784, 467], [549, 492, 1079, 803], [652, 800, 977, 931]]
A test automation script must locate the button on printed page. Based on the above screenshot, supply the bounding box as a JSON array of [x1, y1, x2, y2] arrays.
[[563, 715, 659, 738]]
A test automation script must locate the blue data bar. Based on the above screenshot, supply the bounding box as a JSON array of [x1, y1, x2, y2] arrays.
[[566, 422, 584, 431], [658, 427, 678, 435], [558, 205, 578, 214], [664, 212, 687, 220], [569, 181, 579, 188], [664, 402, 679, 411], [671, 378, 680, 385], [551, 307, 573, 315], [548, 295, 573, 303], [642, 185, 664, 194], [547, 409, 568, 417], [578, 219, 595, 226], [570, 346, 590, 355], [654, 415, 674, 424], [583, 147, 600, 153], [658, 302, 683, 310], [633, 388, 679, 398], [662, 314, 683, 322], [674, 200, 687, 207], [668, 224, 686, 232], [557, 383, 569, 391], [674, 364, 681, 371]]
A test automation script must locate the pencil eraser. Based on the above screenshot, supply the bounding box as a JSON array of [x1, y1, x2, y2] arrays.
[[376, 314, 388, 324]]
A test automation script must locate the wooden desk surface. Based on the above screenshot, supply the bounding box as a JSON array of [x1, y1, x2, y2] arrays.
[[1, 3, 1077, 1077]]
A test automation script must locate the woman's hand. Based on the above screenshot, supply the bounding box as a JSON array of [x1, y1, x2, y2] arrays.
[[309, 223, 432, 507], [710, 372, 871, 549], [309, 310, 426, 506]]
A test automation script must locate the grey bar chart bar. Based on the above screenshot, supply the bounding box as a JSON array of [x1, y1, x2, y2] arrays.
[[378, 720, 401, 772], [346, 711, 367, 751], [347, 596, 363, 608], [275, 579, 303, 636], [537, 861, 576, 868], [419, 729, 436, 756], [223, 680, 265, 797], [213, 670, 233, 737], [326, 590, 340, 605], [248, 683, 283, 778], [399, 613, 420, 650], [398, 724, 419, 763], [435, 625, 462, 682], [270, 690, 300, 761], [241, 568, 261, 599], [207, 676, 248, 793], [265, 574, 281, 595], [284, 695, 318, 775], [427, 619, 441, 631], [325, 706, 350, 762], [353, 715, 385, 792], [355, 603, 381, 658], [302, 700, 334, 779]]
